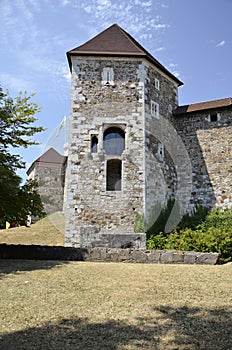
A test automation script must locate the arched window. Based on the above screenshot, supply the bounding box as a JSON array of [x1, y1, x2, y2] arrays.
[[91, 136, 98, 153], [107, 159, 122, 191], [103, 127, 125, 155]]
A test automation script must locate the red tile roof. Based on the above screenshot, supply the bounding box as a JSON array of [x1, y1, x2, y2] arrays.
[[67, 24, 183, 86], [174, 97, 232, 115]]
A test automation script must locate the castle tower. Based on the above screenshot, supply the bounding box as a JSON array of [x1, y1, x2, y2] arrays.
[[65, 24, 183, 248]]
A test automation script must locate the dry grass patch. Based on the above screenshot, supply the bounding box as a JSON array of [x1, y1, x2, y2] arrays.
[[0, 213, 64, 246], [0, 260, 232, 349]]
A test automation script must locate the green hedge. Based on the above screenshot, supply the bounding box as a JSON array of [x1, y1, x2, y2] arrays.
[[147, 208, 232, 263]]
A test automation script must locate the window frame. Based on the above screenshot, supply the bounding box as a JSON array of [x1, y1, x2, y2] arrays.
[[101, 67, 114, 85], [155, 78, 160, 90], [151, 100, 160, 118], [91, 135, 98, 153], [103, 127, 125, 156], [106, 159, 122, 191]]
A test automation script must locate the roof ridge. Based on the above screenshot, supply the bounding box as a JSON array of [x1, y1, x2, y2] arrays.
[[174, 96, 232, 115], [114, 24, 145, 54], [191, 96, 232, 105], [66, 23, 183, 86]]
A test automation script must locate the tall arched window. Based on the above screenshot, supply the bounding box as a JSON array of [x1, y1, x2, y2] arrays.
[[103, 127, 125, 155], [107, 159, 122, 191]]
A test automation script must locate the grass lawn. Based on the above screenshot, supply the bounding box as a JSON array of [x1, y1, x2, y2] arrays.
[[0, 213, 64, 246], [0, 260, 232, 349], [0, 214, 232, 349]]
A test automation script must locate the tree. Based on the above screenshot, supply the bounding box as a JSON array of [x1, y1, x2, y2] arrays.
[[0, 86, 44, 170], [0, 86, 45, 224]]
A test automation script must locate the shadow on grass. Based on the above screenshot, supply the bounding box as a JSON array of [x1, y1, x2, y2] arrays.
[[0, 259, 68, 279], [153, 305, 232, 350], [0, 306, 231, 349]]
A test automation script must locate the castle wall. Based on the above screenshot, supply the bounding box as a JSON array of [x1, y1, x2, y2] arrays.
[[143, 62, 180, 229], [29, 163, 65, 214], [65, 50, 232, 249], [175, 109, 232, 209], [65, 57, 147, 247]]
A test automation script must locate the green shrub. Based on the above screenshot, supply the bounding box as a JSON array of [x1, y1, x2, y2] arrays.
[[201, 208, 232, 230], [177, 205, 209, 231], [146, 233, 167, 250], [147, 207, 232, 264]]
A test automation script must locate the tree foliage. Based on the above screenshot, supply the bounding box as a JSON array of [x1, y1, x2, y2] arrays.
[[0, 87, 44, 169], [0, 86, 45, 224]]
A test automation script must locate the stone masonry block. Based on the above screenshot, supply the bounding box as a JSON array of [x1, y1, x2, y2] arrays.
[[131, 249, 147, 263], [196, 252, 220, 265], [160, 251, 174, 264], [147, 250, 161, 263], [184, 252, 197, 264]]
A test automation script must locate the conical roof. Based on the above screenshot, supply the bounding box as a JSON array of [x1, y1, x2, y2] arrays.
[[67, 24, 183, 86]]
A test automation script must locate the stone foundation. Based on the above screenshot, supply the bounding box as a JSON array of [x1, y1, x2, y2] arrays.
[[65, 230, 146, 249], [0, 244, 220, 265], [81, 232, 146, 249], [83, 248, 220, 265]]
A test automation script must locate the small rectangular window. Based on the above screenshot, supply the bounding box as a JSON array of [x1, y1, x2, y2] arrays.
[[102, 67, 114, 85], [155, 78, 160, 90], [157, 143, 164, 161], [210, 113, 218, 122], [206, 113, 220, 123], [168, 104, 173, 114], [151, 100, 159, 118], [91, 135, 98, 153]]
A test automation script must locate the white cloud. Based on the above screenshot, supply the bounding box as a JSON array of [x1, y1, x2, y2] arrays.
[[154, 24, 169, 29], [97, 0, 111, 5], [0, 0, 39, 47], [61, 0, 70, 6], [169, 63, 177, 68], [57, 64, 71, 83], [0, 0, 171, 99], [79, 0, 168, 43], [155, 47, 165, 52], [171, 70, 181, 79], [134, 0, 152, 7], [216, 40, 225, 47], [0, 73, 35, 92], [139, 33, 152, 40], [83, 5, 92, 13]]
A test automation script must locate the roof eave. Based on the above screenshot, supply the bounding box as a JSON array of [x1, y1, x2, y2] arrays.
[[173, 103, 232, 116], [66, 51, 183, 86]]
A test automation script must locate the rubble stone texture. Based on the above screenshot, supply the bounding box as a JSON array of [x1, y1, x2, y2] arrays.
[[64, 24, 232, 248]]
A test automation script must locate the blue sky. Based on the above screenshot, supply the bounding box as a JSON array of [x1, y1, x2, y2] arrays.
[[1, 0, 232, 179]]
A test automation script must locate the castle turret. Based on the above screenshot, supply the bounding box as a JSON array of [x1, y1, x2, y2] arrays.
[[65, 24, 183, 248]]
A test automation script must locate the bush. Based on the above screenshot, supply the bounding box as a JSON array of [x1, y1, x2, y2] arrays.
[[177, 205, 209, 231], [146, 233, 167, 250], [147, 207, 232, 264]]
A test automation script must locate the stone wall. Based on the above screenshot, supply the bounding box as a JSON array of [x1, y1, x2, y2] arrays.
[[175, 108, 232, 210], [83, 248, 220, 265], [65, 53, 231, 249], [65, 57, 147, 247], [0, 244, 220, 265], [30, 163, 65, 214], [143, 62, 180, 228]]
